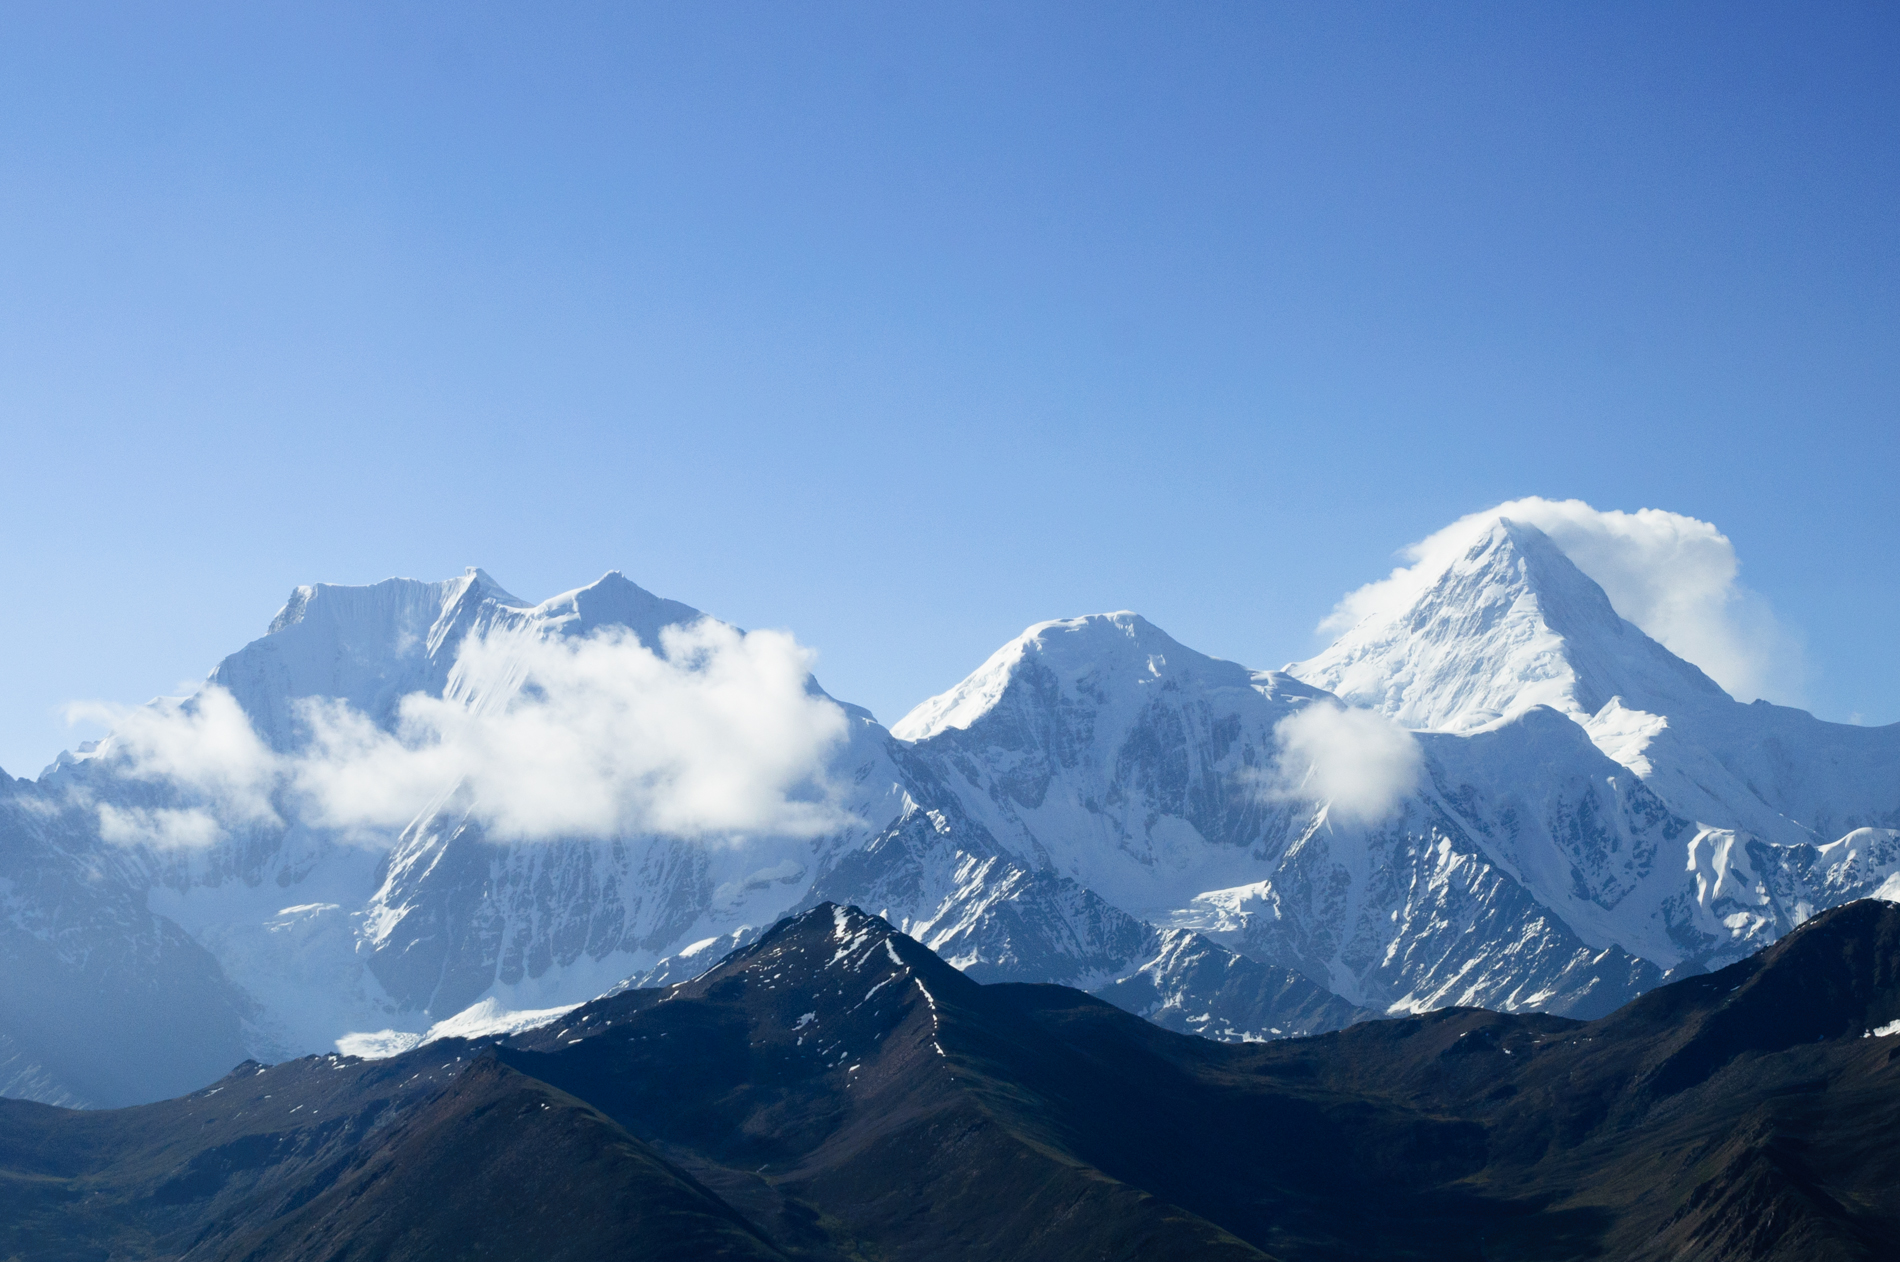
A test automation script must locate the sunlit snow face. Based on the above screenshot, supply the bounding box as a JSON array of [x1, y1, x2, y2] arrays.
[[70, 619, 855, 848], [1317, 496, 1801, 706]]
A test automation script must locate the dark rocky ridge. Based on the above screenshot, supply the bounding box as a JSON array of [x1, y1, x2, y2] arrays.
[[2, 900, 1898, 1259]]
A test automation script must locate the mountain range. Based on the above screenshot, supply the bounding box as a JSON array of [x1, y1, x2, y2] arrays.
[[1, 512, 1896, 1106], [4, 899, 1898, 1260]]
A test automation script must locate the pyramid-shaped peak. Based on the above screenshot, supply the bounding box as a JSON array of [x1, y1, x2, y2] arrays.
[[528, 571, 706, 649], [462, 567, 529, 606], [676, 903, 971, 1002], [1442, 517, 1627, 634], [1291, 515, 1727, 733]]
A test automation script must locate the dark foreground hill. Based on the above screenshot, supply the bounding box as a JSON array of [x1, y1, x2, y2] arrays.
[[3, 901, 1899, 1261]]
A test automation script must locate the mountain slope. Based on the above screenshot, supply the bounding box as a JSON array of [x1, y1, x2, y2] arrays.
[[0, 781, 248, 1107], [6, 901, 1899, 1260], [546, 898, 1900, 1260], [1290, 515, 1900, 845], [505, 903, 1276, 1261], [0, 1047, 787, 1262], [4, 573, 1366, 1105], [892, 611, 1671, 1018], [8, 525, 1897, 1107]]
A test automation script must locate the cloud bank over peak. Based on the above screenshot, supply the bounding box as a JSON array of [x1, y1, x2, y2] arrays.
[[1319, 497, 1805, 705], [68, 619, 855, 848]]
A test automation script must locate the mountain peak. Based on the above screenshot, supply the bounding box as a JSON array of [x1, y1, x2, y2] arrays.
[[528, 571, 705, 649], [463, 567, 529, 606], [683, 902, 968, 1000], [1291, 516, 1727, 733], [890, 611, 1253, 742], [512, 902, 973, 1075], [214, 569, 709, 749]]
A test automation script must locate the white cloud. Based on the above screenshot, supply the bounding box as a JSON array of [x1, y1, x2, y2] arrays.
[[1321, 497, 1803, 704], [73, 619, 855, 848], [294, 620, 854, 842], [65, 686, 283, 836], [1260, 702, 1422, 825]]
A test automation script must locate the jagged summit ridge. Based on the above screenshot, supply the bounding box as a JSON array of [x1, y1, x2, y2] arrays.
[[216, 569, 706, 749]]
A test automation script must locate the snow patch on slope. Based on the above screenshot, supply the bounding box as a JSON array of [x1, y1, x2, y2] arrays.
[[335, 996, 579, 1059]]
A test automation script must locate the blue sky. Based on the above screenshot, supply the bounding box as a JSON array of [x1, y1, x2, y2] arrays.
[[1, 2, 1895, 776]]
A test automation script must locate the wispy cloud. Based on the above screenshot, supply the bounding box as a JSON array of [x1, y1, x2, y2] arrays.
[[70, 619, 855, 848], [1257, 701, 1422, 825], [65, 685, 283, 832]]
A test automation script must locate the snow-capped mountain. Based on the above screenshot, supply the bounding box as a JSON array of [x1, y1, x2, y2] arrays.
[[3, 512, 1896, 1107], [887, 518, 1900, 1020], [1291, 517, 1732, 734], [888, 611, 1666, 1018], [1291, 516, 1900, 846], [1283, 515, 1900, 957], [0, 570, 1348, 1104], [88, 571, 921, 1070], [889, 613, 1334, 916]]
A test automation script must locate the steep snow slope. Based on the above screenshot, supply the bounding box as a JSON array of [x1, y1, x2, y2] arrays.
[[1291, 518, 1729, 733], [1290, 516, 1900, 847]]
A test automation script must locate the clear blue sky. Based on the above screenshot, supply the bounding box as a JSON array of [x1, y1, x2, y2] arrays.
[[2, 2, 1895, 776]]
